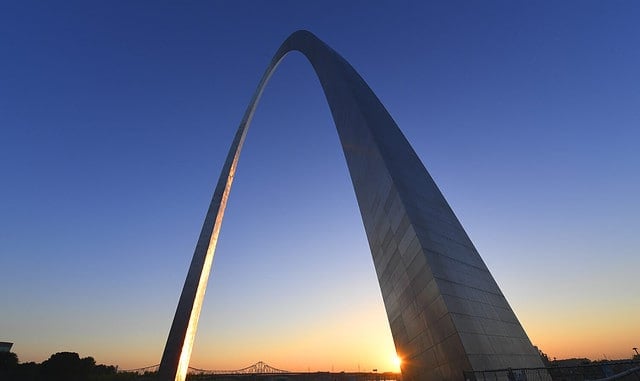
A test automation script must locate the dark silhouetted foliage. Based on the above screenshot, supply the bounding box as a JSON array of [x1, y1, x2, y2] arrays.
[[1, 351, 119, 381], [0, 351, 19, 371], [40, 352, 93, 381]]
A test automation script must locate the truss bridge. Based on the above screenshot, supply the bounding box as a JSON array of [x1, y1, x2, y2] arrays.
[[122, 361, 289, 375]]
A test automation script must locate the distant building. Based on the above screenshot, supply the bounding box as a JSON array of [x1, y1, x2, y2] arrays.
[[0, 342, 13, 352]]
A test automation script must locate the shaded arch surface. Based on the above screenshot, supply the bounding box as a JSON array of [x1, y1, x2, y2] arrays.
[[158, 30, 544, 381]]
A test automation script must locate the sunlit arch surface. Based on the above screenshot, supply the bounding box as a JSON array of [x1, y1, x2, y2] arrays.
[[158, 30, 545, 381]]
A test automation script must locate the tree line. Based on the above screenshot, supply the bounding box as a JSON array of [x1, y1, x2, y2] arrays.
[[0, 351, 141, 381]]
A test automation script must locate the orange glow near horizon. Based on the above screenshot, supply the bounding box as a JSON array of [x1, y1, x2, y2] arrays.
[[185, 301, 403, 373], [13, 268, 638, 373], [13, 316, 639, 372], [23, 296, 633, 372], [514, 299, 640, 362]]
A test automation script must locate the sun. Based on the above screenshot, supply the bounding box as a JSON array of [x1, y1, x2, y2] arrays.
[[392, 354, 402, 370]]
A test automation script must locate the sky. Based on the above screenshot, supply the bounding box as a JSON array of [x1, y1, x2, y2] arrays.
[[1, 0, 639, 373]]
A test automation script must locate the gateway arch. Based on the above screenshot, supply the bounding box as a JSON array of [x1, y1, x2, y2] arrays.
[[158, 30, 544, 381]]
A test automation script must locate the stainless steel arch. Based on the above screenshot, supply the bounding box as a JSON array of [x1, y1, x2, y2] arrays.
[[158, 30, 545, 381]]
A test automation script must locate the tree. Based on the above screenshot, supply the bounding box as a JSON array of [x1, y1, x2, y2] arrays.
[[38, 351, 118, 381], [0, 351, 19, 371], [40, 352, 91, 381]]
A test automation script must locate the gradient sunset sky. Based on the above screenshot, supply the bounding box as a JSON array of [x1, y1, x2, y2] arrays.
[[1, 0, 639, 373]]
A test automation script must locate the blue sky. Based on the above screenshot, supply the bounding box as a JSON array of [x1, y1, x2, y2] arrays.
[[1, 0, 639, 371]]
